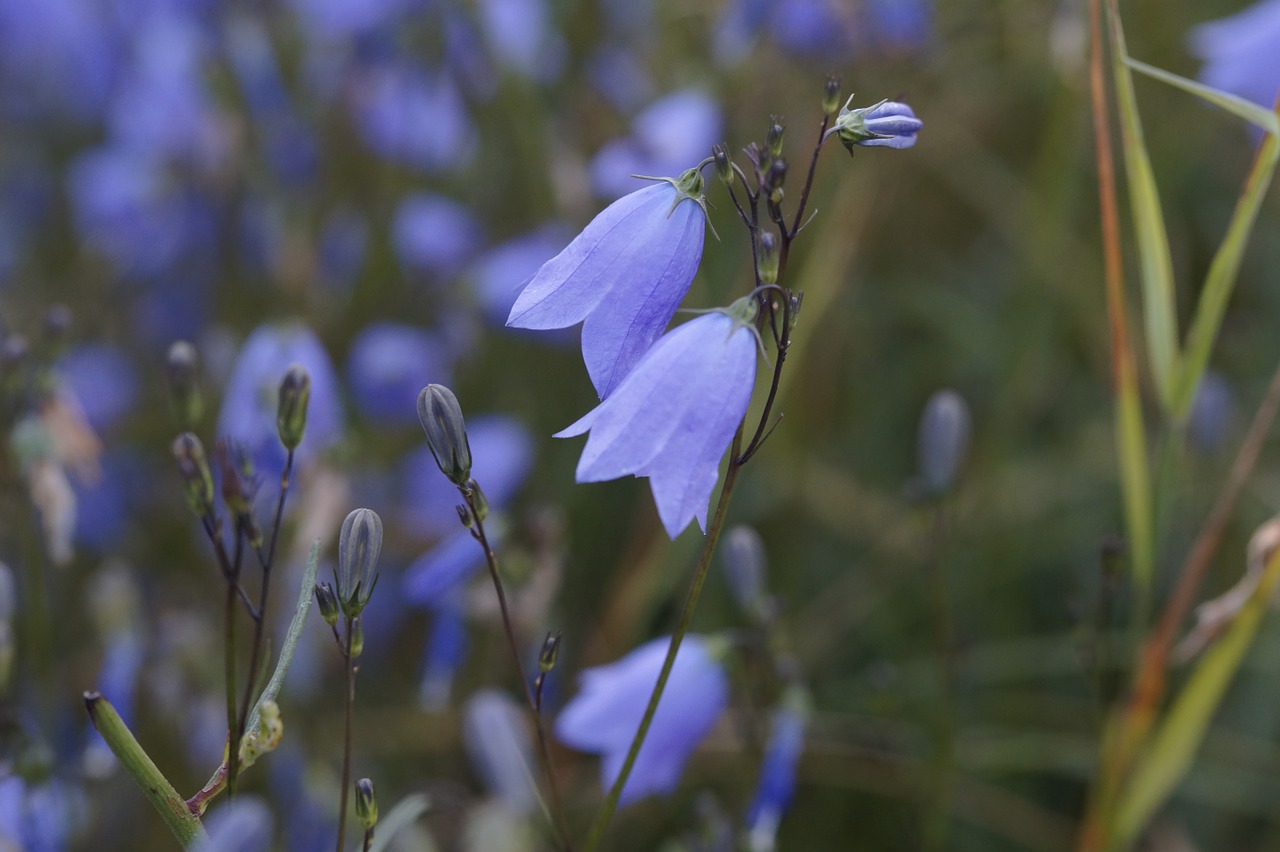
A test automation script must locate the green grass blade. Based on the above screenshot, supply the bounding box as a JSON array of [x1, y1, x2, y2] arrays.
[[247, 539, 321, 732], [368, 794, 434, 852], [1106, 0, 1180, 411], [1125, 58, 1280, 135], [1112, 541, 1280, 845]]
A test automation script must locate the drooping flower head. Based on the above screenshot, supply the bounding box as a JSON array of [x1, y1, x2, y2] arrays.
[[506, 167, 709, 398], [826, 97, 922, 152], [555, 634, 729, 805], [555, 298, 758, 538]]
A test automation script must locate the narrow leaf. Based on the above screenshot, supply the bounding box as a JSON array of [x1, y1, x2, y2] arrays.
[[247, 539, 321, 732], [1125, 58, 1280, 136], [368, 794, 434, 852]]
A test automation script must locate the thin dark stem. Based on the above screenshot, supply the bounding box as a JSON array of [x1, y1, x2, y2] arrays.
[[362, 829, 374, 852], [789, 115, 832, 239], [923, 506, 955, 851], [336, 617, 356, 852], [466, 488, 574, 852], [223, 555, 240, 797], [584, 428, 746, 852], [738, 295, 793, 465]]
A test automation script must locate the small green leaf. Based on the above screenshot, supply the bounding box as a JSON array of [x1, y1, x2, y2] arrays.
[[247, 539, 321, 732]]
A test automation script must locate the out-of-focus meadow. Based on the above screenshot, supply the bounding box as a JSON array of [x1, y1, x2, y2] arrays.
[[3, 0, 1280, 849]]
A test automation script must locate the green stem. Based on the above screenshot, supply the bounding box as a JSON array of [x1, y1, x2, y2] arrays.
[[583, 428, 746, 852], [84, 692, 207, 847], [336, 617, 356, 852], [224, 545, 241, 797], [923, 506, 955, 851]]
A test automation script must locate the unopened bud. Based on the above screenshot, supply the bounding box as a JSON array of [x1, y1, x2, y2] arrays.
[[766, 158, 787, 193], [467, 480, 489, 523], [172, 433, 215, 517], [766, 119, 785, 159], [538, 632, 562, 674], [823, 77, 841, 116], [166, 341, 203, 430], [917, 389, 972, 496], [349, 616, 364, 658], [713, 145, 733, 185], [788, 291, 804, 329], [758, 232, 779, 285], [456, 503, 474, 530], [722, 526, 769, 619], [355, 778, 378, 830], [337, 508, 382, 617], [276, 365, 310, 451], [417, 385, 472, 487], [315, 582, 340, 626]]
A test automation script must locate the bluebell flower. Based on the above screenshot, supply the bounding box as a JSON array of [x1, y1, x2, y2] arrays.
[[826, 97, 922, 152], [475, 0, 566, 83], [419, 593, 468, 708], [55, 345, 138, 433], [347, 322, 450, 425], [350, 61, 474, 173], [463, 689, 538, 813], [1188, 371, 1236, 455], [403, 524, 501, 605], [316, 207, 369, 294], [555, 307, 758, 538], [287, 0, 414, 39], [217, 322, 343, 475], [393, 193, 484, 279], [1190, 0, 1280, 109], [585, 44, 654, 112], [0, 0, 117, 121], [192, 796, 273, 852], [916, 388, 971, 496], [746, 696, 808, 851], [555, 634, 728, 805], [470, 227, 568, 327], [507, 170, 709, 398], [590, 89, 723, 199]]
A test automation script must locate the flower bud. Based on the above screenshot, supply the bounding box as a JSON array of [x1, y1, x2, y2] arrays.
[[276, 365, 310, 452], [721, 525, 769, 620], [758, 232, 779, 285], [417, 385, 472, 487], [788, 291, 804, 329], [766, 118, 785, 159], [172, 433, 215, 517], [315, 582, 340, 626], [166, 341, 204, 430], [538, 632, 562, 674], [827, 98, 922, 154], [337, 508, 382, 617], [823, 77, 841, 116], [467, 480, 489, 522], [917, 389, 971, 495], [355, 778, 378, 830], [456, 503, 475, 530], [713, 145, 733, 185], [349, 616, 364, 658], [766, 158, 787, 193]]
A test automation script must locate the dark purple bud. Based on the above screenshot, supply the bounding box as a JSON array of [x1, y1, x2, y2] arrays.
[[417, 384, 472, 487], [315, 582, 340, 626], [721, 525, 769, 619], [337, 508, 382, 617], [917, 389, 971, 495], [172, 433, 215, 517], [355, 778, 377, 829], [276, 365, 311, 451]]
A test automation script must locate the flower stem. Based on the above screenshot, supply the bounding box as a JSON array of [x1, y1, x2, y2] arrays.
[[923, 505, 955, 851], [583, 427, 746, 852], [465, 486, 574, 852], [223, 533, 242, 797], [336, 617, 356, 852]]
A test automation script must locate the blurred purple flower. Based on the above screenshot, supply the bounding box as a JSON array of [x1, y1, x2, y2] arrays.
[[827, 98, 922, 151], [917, 388, 971, 495], [746, 699, 807, 849], [470, 227, 568, 326], [0, 0, 118, 120], [287, 0, 415, 39], [555, 634, 728, 805], [1188, 370, 1236, 455], [715, 0, 930, 63], [590, 89, 722, 199], [419, 595, 468, 708], [403, 525, 497, 605], [347, 323, 451, 424], [556, 310, 757, 539], [192, 797, 273, 852], [217, 322, 343, 474], [464, 689, 538, 812], [585, 45, 654, 112], [507, 174, 708, 398], [317, 207, 369, 293], [0, 776, 82, 852], [400, 414, 534, 538], [393, 193, 484, 279], [1190, 0, 1280, 108], [350, 61, 474, 172], [476, 0, 566, 83], [56, 345, 138, 433]]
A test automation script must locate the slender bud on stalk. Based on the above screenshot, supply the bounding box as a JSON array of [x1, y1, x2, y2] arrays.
[[349, 616, 364, 658], [766, 119, 785, 159], [823, 77, 841, 116], [713, 145, 733, 185], [355, 778, 378, 830], [722, 525, 770, 620], [456, 503, 475, 530], [758, 232, 780, 285], [789, 291, 804, 328], [172, 433, 215, 517], [417, 385, 472, 487], [467, 480, 488, 522], [336, 508, 382, 617], [539, 632, 562, 674], [766, 158, 787, 193], [917, 389, 972, 496], [315, 582, 340, 626], [166, 341, 203, 430], [276, 365, 310, 451]]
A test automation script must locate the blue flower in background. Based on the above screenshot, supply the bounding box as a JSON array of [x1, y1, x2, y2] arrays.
[[590, 89, 723, 200], [463, 689, 539, 813], [1190, 0, 1280, 108], [746, 697, 808, 850], [403, 525, 499, 605], [316, 207, 369, 294], [555, 634, 728, 805], [0, 0, 118, 121], [287, 0, 415, 39], [347, 322, 451, 425], [56, 345, 138, 434], [715, 0, 931, 63], [419, 594, 469, 708], [192, 797, 273, 852], [217, 322, 343, 475], [475, 0, 566, 83], [350, 61, 474, 173], [393, 193, 484, 279], [507, 171, 708, 398], [556, 309, 757, 539]]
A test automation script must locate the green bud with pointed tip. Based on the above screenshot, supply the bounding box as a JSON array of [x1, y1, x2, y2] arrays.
[[172, 433, 215, 517], [349, 616, 364, 658], [355, 778, 378, 830], [417, 385, 472, 487], [538, 632, 561, 674], [766, 118, 785, 159], [315, 582, 340, 626], [166, 341, 203, 430], [759, 232, 779, 285], [467, 480, 489, 523], [337, 508, 382, 618], [276, 365, 310, 451], [823, 77, 841, 116], [713, 145, 733, 185]]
